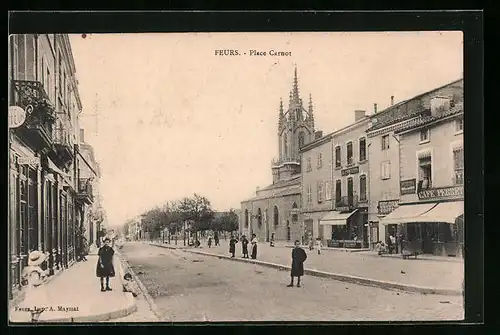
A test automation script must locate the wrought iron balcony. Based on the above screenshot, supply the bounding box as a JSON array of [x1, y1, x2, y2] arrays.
[[10, 80, 56, 151], [271, 156, 301, 167], [335, 195, 359, 211], [76, 178, 93, 204], [52, 114, 75, 167]]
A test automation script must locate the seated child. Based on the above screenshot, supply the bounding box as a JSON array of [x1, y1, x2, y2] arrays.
[[122, 273, 140, 297]]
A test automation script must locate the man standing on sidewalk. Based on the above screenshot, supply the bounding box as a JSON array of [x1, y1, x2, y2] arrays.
[[287, 240, 307, 288]]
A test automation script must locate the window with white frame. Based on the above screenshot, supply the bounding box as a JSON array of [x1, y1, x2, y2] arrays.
[[418, 156, 432, 189], [381, 135, 390, 150], [317, 152, 323, 169], [325, 180, 332, 200], [306, 157, 312, 172], [359, 137, 367, 161], [420, 129, 430, 143], [453, 148, 464, 185], [359, 175, 367, 201], [347, 142, 353, 165], [307, 185, 312, 204], [317, 181, 324, 203], [381, 161, 391, 180], [455, 116, 463, 133], [335, 146, 341, 168]]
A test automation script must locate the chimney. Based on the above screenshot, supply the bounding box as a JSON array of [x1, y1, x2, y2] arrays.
[[430, 96, 451, 117], [374, 103, 378, 114], [80, 129, 85, 143], [391, 96, 394, 106], [315, 131, 323, 140], [355, 110, 366, 122]]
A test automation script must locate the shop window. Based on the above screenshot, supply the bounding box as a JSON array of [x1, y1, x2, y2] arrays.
[[359, 175, 367, 201], [381, 161, 391, 180], [381, 135, 390, 150], [347, 142, 353, 165], [335, 180, 342, 203], [418, 156, 432, 190], [335, 146, 341, 168], [454, 149, 464, 185], [359, 137, 366, 161], [420, 129, 430, 143], [28, 168, 38, 252]]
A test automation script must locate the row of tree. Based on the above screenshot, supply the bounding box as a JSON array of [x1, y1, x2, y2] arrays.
[[122, 194, 239, 241]]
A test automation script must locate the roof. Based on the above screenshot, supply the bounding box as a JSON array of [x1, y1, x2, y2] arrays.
[[366, 78, 463, 133], [395, 103, 463, 134], [259, 175, 301, 191], [242, 176, 302, 203]]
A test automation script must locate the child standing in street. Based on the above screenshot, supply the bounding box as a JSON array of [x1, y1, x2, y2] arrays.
[[315, 238, 323, 255], [287, 240, 307, 288], [96, 237, 115, 292], [208, 236, 212, 248]]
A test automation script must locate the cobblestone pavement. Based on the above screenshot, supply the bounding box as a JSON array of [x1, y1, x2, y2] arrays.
[[120, 242, 463, 322], [179, 241, 463, 290]]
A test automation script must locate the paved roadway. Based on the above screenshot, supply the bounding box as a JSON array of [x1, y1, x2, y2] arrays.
[[120, 242, 463, 322]]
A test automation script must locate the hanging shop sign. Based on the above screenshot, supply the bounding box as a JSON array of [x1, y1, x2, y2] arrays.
[[378, 199, 399, 215], [341, 166, 359, 176], [418, 185, 464, 201], [8, 106, 27, 128], [400, 179, 417, 195]]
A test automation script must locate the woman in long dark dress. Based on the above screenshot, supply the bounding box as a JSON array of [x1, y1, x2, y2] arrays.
[[229, 235, 238, 258], [241, 235, 249, 258], [250, 234, 258, 259], [96, 237, 115, 292], [287, 240, 307, 287]]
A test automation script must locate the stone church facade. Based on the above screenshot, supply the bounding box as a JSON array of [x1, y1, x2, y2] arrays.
[[240, 68, 323, 242]]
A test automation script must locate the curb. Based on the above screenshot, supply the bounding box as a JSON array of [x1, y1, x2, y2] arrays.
[[116, 251, 162, 321], [150, 243, 461, 296], [284, 245, 371, 253]]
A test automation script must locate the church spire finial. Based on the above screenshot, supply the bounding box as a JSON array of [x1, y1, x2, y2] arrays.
[[292, 66, 300, 102]]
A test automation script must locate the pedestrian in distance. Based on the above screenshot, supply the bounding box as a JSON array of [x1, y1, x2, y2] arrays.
[[214, 232, 220, 246], [208, 236, 212, 248], [270, 233, 275, 247], [96, 237, 115, 292], [315, 238, 323, 255], [308, 239, 314, 251], [287, 240, 307, 288], [250, 234, 258, 259], [229, 235, 238, 258], [241, 235, 249, 258]]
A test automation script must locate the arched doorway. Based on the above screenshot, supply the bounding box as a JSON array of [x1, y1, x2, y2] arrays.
[[286, 220, 291, 241]]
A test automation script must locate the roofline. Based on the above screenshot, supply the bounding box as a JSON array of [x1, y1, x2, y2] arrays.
[[331, 116, 371, 137], [395, 110, 463, 135], [300, 133, 333, 152], [371, 78, 463, 119]]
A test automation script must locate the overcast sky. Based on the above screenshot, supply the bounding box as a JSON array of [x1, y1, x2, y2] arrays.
[[69, 31, 463, 228]]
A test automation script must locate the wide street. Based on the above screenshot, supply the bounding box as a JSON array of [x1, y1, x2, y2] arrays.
[[120, 242, 463, 322]]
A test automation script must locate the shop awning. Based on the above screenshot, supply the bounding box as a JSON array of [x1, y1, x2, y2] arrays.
[[380, 203, 437, 225], [47, 158, 71, 178], [320, 209, 358, 225], [416, 201, 464, 224]]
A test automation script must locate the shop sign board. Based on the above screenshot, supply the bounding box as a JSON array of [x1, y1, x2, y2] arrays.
[[341, 166, 360, 176], [418, 185, 463, 200], [378, 199, 399, 215], [400, 179, 416, 195]]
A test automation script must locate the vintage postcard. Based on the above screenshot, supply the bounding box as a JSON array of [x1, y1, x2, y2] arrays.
[[8, 27, 469, 323]]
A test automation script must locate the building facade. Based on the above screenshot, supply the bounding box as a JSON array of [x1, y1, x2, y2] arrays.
[[300, 132, 333, 245], [367, 79, 463, 254], [241, 68, 320, 242], [8, 34, 100, 300]]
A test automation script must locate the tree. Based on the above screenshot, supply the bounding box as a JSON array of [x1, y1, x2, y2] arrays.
[[220, 209, 239, 233], [178, 194, 214, 241]]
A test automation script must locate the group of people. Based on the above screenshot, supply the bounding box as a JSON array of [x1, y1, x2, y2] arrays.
[[207, 232, 221, 248], [229, 234, 258, 259], [308, 238, 323, 255], [375, 234, 406, 256]]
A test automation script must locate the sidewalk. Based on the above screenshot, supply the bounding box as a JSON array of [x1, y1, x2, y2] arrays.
[[151, 240, 464, 295], [9, 254, 137, 323]]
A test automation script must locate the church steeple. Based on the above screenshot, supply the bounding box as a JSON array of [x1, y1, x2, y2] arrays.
[[292, 66, 300, 103], [278, 98, 285, 131], [307, 93, 315, 129]]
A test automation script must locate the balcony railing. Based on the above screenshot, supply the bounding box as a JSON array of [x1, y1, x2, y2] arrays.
[[76, 178, 94, 204], [271, 156, 301, 167], [11, 80, 56, 148], [335, 195, 359, 210]]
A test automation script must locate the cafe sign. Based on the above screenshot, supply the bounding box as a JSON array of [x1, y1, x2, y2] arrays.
[[418, 185, 464, 200], [378, 199, 399, 215], [341, 166, 359, 176], [400, 179, 416, 195]]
